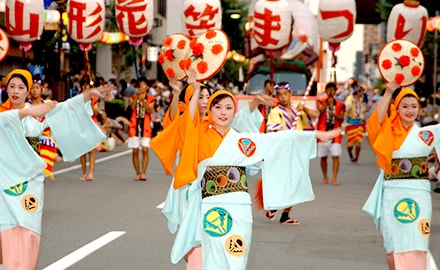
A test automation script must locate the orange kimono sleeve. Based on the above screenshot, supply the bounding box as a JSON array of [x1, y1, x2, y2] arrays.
[[173, 111, 200, 189], [367, 109, 407, 174], [150, 118, 181, 176]]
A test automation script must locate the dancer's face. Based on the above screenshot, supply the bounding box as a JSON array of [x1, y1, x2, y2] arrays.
[[210, 96, 235, 130], [7, 77, 28, 109], [397, 96, 419, 128]]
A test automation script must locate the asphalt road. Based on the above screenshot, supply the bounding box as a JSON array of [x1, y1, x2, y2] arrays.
[[36, 139, 440, 270]]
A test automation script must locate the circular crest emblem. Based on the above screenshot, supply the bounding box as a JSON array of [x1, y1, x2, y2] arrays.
[[22, 194, 38, 214], [224, 234, 246, 257], [394, 198, 419, 224], [203, 207, 233, 237]]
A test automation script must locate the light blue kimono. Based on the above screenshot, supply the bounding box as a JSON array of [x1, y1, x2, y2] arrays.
[[170, 127, 317, 269], [363, 124, 440, 254], [0, 95, 106, 234], [161, 104, 263, 235]]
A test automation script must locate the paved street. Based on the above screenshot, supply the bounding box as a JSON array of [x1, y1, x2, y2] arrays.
[[36, 139, 440, 270]]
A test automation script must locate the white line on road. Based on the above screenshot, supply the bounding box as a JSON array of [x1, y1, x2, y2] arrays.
[[43, 231, 126, 270], [52, 150, 132, 176]]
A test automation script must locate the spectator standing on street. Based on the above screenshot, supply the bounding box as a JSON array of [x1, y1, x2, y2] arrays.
[[364, 82, 438, 269], [128, 77, 156, 181], [317, 82, 345, 185], [345, 86, 366, 163], [79, 77, 99, 181]]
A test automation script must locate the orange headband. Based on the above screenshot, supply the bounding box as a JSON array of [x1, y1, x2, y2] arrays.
[[394, 87, 418, 107], [6, 69, 33, 93], [207, 90, 236, 111]]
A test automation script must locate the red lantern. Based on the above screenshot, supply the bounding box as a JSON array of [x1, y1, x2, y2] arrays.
[[183, 0, 222, 39], [67, 0, 105, 51], [5, 0, 44, 51], [317, 0, 356, 52], [253, 0, 292, 51], [115, 0, 154, 46], [386, 0, 428, 47]]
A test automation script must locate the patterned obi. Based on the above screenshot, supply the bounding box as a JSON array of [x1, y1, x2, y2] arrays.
[[201, 166, 248, 198], [384, 157, 429, 180]]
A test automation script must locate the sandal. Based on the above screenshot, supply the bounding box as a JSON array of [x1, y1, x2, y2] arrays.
[[80, 175, 87, 181], [280, 218, 300, 226], [265, 210, 277, 221]]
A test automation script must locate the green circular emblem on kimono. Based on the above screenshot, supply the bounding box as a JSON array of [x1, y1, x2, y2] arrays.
[[394, 198, 419, 224], [203, 207, 233, 237], [4, 181, 28, 196]]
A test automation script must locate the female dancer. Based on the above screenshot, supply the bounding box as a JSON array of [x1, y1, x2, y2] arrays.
[[152, 69, 340, 269], [363, 82, 437, 269], [0, 69, 112, 270]]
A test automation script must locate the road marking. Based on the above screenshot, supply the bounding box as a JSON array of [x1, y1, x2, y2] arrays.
[[52, 150, 131, 176], [43, 231, 126, 270]]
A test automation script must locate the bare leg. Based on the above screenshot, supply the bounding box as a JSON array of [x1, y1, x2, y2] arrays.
[[87, 150, 95, 180], [320, 157, 328, 184], [140, 147, 149, 179], [132, 148, 140, 179], [331, 156, 340, 185], [80, 154, 87, 180]]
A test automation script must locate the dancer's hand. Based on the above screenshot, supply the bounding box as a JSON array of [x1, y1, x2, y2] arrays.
[[20, 102, 57, 119], [84, 84, 115, 100], [315, 128, 341, 141]]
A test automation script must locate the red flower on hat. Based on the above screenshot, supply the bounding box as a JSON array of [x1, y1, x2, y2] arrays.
[[394, 73, 405, 84], [164, 37, 173, 47], [179, 58, 192, 70], [206, 30, 217, 39], [212, 44, 224, 55], [158, 54, 165, 64], [412, 66, 421, 76], [398, 55, 410, 67], [410, 47, 419, 57], [197, 61, 208, 74], [177, 40, 186, 50], [392, 43, 402, 52], [165, 49, 174, 61], [166, 68, 175, 78], [381, 59, 392, 70]]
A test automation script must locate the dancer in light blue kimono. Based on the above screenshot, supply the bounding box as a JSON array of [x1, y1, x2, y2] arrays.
[[152, 71, 340, 269], [0, 69, 112, 270], [364, 82, 438, 269]]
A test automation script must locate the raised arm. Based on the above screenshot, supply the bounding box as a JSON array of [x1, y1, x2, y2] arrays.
[[168, 78, 183, 121], [375, 82, 400, 124], [187, 68, 200, 120]]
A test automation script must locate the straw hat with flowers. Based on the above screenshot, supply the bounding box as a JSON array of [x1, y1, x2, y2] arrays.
[[377, 39, 424, 86], [159, 29, 230, 82]]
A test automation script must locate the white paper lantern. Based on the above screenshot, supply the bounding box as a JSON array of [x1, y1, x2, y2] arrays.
[[386, 0, 428, 47], [67, 0, 105, 50], [253, 0, 292, 51], [115, 0, 154, 45], [183, 0, 222, 38], [317, 0, 356, 44], [5, 0, 44, 51], [287, 0, 318, 51]]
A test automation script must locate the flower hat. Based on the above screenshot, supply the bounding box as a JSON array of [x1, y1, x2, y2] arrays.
[[159, 29, 230, 81], [377, 39, 424, 87]]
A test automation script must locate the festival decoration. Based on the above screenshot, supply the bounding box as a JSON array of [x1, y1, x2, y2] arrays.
[[0, 28, 10, 62], [183, 0, 222, 39], [5, 0, 44, 51], [253, 0, 292, 51], [115, 0, 154, 46], [67, 0, 105, 51], [377, 39, 424, 87], [386, 0, 427, 47], [98, 31, 130, 44], [281, 0, 318, 60], [317, 0, 356, 52], [158, 29, 230, 81]]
